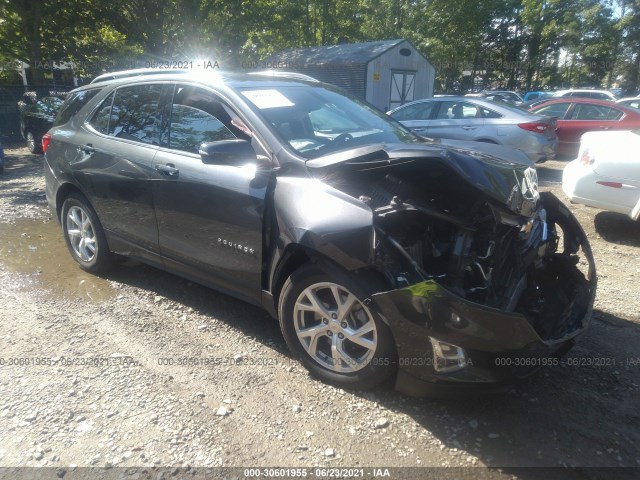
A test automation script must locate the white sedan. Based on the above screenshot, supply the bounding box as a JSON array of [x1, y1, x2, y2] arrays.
[[562, 129, 640, 220]]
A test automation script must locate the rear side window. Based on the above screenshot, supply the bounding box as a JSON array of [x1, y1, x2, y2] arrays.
[[570, 104, 623, 121], [481, 107, 502, 118], [436, 101, 480, 119], [108, 84, 163, 145], [53, 89, 101, 127]]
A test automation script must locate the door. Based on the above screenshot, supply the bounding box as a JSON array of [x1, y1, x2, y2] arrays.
[[152, 84, 268, 304], [563, 103, 625, 148], [426, 100, 485, 140], [389, 71, 416, 111], [78, 84, 164, 262]]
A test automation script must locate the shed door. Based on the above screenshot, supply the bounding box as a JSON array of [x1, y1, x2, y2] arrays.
[[389, 71, 416, 110]]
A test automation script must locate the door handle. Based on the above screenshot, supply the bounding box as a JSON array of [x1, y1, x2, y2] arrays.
[[462, 126, 477, 130], [411, 127, 428, 132], [78, 144, 95, 154], [155, 163, 179, 177], [598, 126, 610, 130]]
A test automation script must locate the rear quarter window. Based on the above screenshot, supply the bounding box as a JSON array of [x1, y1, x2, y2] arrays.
[[53, 89, 101, 127]]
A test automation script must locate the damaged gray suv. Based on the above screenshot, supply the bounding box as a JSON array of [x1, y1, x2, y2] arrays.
[[44, 69, 596, 396]]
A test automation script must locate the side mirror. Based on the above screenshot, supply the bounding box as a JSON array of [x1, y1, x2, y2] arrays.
[[199, 139, 257, 166]]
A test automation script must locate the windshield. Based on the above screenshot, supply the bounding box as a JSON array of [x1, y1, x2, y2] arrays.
[[238, 85, 420, 159]]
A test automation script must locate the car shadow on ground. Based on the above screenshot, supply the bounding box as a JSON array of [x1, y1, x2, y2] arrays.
[[365, 309, 640, 478], [101, 262, 640, 478], [594, 212, 640, 246]]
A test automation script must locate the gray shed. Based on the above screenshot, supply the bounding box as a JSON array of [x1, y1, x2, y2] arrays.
[[263, 39, 434, 112]]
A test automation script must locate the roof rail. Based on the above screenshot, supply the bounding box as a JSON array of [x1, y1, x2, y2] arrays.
[[247, 70, 319, 82], [90, 68, 192, 84]]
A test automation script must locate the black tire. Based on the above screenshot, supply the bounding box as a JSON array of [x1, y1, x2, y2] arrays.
[[61, 193, 112, 273], [278, 262, 396, 390], [26, 131, 42, 154]]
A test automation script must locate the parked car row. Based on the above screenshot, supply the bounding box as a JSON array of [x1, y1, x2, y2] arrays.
[[390, 94, 640, 160], [469, 88, 624, 105], [529, 98, 640, 156]]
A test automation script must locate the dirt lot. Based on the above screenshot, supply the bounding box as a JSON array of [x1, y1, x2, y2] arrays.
[[0, 143, 639, 480]]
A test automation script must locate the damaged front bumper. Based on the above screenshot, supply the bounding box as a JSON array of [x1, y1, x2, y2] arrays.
[[371, 192, 597, 397]]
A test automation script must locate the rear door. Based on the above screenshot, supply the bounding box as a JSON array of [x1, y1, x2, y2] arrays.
[[562, 103, 625, 152], [152, 83, 269, 304], [78, 83, 164, 263], [426, 100, 485, 140]]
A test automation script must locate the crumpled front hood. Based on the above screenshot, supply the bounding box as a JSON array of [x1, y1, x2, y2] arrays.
[[307, 142, 540, 217]]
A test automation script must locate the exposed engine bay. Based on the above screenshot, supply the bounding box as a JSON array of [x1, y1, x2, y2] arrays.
[[320, 158, 595, 343]]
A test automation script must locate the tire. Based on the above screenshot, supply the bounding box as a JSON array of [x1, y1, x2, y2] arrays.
[[26, 131, 42, 154], [61, 193, 112, 273], [278, 263, 396, 390]]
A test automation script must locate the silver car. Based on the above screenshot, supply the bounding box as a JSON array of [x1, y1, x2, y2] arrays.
[[387, 96, 557, 163]]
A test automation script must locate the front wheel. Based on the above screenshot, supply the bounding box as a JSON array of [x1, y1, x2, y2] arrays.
[[61, 193, 112, 273], [278, 263, 396, 390]]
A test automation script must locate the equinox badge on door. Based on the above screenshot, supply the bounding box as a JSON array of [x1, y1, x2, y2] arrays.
[[218, 237, 255, 255]]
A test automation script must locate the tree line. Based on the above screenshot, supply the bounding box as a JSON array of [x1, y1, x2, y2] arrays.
[[0, 0, 638, 94]]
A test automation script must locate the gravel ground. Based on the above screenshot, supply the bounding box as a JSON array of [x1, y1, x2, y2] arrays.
[[0, 143, 639, 480]]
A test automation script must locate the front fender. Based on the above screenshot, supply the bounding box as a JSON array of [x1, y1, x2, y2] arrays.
[[271, 176, 375, 273]]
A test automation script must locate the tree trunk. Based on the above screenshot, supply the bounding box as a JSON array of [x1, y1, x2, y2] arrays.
[[28, 0, 44, 86]]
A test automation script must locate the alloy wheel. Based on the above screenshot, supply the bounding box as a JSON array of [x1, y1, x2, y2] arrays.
[[66, 206, 97, 262], [292, 282, 377, 373]]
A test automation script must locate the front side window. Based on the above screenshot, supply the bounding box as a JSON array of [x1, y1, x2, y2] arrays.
[[390, 102, 435, 121], [165, 85, 237, 154], [108, 84, 163, 145], [533, 102, 571, 118]]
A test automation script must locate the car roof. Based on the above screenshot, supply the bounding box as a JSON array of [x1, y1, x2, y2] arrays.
[[390, 96, 536, 118], [73, 69, 318, 95], [397, 96, 499, 106], [554, 89, 613, 94], [533, 97, 621, 107], [531, 97, 640, 117]]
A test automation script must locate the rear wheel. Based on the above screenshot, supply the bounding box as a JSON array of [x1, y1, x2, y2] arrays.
[[26, 131, 42, 154], [61, 193, 112, 273], [278, 263, 396, 390]]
